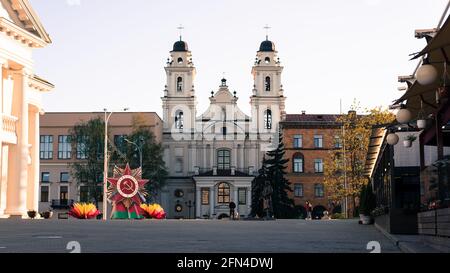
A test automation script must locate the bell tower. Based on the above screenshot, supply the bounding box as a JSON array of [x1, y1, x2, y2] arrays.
[[250, 33, 286, 135], [162, 35, 197, 133]]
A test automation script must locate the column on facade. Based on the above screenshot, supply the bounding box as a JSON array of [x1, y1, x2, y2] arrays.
[[233, 186, 239, 214], [27, 106, 40, 212], [0, 59, 5, 215], [247, 186, 252, 212], [195, 186, 201, 218], [209, 185, 214, 218], [5, 70, 29, 216]]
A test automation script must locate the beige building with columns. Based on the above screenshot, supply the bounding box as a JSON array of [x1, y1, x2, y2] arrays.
[[0, 0, 54, 218]]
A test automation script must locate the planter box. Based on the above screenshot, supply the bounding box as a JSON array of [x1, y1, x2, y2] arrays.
[[418, 208, 450, 237]]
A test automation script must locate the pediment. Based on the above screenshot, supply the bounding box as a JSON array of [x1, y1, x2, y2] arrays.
[[0, 0, 51, 44]]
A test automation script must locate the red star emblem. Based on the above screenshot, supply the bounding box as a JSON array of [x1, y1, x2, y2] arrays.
[[107, 164, 149, 206]]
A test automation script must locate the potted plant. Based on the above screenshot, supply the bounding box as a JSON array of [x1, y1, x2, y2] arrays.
[[403, 134, 417, 148], [417, 119, 427, 129], [27, 210, 37, 219], [359, 183, 376, 225], [40, 210, 53, 219]]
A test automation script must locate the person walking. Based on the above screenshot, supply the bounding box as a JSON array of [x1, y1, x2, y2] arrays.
[[229, 201, 236, 220], [306, 201, 312, 220]]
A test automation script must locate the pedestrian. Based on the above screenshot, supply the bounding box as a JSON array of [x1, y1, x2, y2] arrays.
[[229, 201, 236, 220], [306, 201, 312, 220]]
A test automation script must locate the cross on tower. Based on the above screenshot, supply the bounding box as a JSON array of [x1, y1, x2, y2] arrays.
[[264, 24, 271, 40], [177, 24, 184, 41]]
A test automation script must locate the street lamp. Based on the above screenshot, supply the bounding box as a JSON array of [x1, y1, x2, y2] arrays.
[[124, 137, 144, 168], [103, 107, 129, 221]]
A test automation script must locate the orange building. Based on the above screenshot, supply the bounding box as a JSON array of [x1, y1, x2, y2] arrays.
[[280, 113, 342, 219]]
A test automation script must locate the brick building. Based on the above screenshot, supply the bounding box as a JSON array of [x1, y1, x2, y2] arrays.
[[280, 113, 342, 219]]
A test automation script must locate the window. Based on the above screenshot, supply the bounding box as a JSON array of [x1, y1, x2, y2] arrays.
[[334, 136, 342, 149], [114, 135, 128, 154], [76, 135, 88, 159], [201, 188, 209, 205], [222, 127, 227, 136], [40, 135, 53, 159], [175, 158, 183, 173], [60, 172, 70, 183], [238, 188, 247, 205], [40, 186, 49, 202], [265, 76, 271, 91], [58, 135, 72, 159], [41, 172, 50, 183], [294, 184, 304, 197], [314, 159, 324, 173], [314, 135, 323, 148], [217, 149, 231, 170], [177, 77, 183, 92], [175, 110, 184, 129], [293, 153, 304, 173], [315, 183, 324, 198], [217, 183, 230, 204], [60, 186, 69, 203], [294, 135, 303, 148], [265, 57, 270, 64], [264, 109, 272, 129], [80, 186, 89, 202], [177, 57, 183, 64]]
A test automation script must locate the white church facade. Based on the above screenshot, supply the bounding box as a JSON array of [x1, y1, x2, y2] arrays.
[[160, 36, 286, 219]]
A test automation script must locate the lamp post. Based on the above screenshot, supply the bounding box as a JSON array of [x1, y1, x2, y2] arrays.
[[102, 108, 129, 221], [124, 137, 144, 168]]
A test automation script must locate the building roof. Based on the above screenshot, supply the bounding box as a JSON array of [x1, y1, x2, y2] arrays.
[[173, 40, 188, 52], [282, 114, 340, 124], [259, 39, 276, 52]]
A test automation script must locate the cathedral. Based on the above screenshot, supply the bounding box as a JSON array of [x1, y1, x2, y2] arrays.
[[160, 36, 286, 219]]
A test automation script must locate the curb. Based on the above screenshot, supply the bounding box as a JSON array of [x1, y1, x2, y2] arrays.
[[374, 223, 410, 253]]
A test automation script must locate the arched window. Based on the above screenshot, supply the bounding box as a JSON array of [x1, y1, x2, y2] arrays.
[[177, 57, 183, 64], [175, 110, 184, 129], [264, 109, 272, 129], [265, 57, 270, 64], [217, 182, 230, 204], [265, 76, 271, 91], [293, 153, 304, 173], [177, 77, 183, 92], [217, 149, 231, 170]]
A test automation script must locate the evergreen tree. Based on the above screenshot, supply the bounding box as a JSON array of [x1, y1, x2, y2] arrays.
[[265, 131, 295, 219], [251, 157, 269, 217]]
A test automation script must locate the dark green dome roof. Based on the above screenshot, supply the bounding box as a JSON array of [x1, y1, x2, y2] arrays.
[[259, 40, 275, 52], [173, 40, 188, 52]]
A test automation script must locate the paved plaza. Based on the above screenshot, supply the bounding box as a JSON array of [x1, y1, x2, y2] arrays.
[[0, 219, 401, 253]]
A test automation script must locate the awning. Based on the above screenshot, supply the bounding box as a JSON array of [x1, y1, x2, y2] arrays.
[[412, 14, 450, 60], [394, 15, 450, 119], [364, 127, 387, 178]]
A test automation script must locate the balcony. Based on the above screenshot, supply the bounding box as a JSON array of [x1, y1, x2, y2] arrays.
[[50, 199, 74, 210], [1, 114, 18, 144]]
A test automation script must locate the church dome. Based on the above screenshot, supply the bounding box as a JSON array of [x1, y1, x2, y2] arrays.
[[259, 40, 275, 52], [173, 40, 188, 52]]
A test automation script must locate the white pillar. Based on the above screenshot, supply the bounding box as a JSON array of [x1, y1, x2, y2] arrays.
[[233, 187, 239, 214], [209, 185, 214, 218], [29, 110, 40, 212], [195, 186, 201, 218], [0, 60, 4, 215], [5, 71, 29, 216], [247, 186, 252, 213]]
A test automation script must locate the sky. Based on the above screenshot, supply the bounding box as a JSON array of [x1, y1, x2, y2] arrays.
[[29, 0, 449, 117]]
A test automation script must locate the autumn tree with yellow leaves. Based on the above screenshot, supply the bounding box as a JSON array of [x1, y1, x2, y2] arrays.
[[324, 103, 394, 217]]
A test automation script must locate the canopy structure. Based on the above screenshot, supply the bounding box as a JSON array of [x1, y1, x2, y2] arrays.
[[394, 15, 450, 120], [364, 128, 387, 177]]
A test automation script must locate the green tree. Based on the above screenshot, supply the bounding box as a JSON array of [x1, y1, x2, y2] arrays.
[[265, 132, 295, 219], [69, 117, 105, 207], [251, 157, 269, 218], [111, 114, 168, 202], [324, 103, 394, 217]]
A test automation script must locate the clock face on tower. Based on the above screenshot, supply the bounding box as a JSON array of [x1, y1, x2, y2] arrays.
[[117, 175, 139, 198]]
